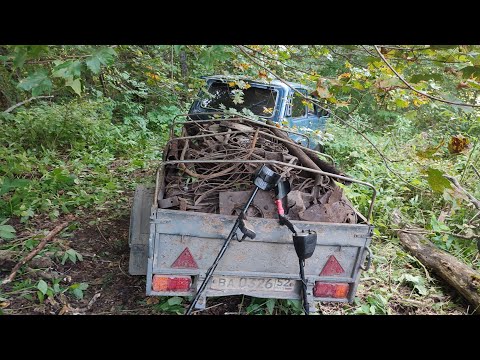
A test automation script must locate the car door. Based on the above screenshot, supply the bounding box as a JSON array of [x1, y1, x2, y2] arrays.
[[286, 88, 322, 148]]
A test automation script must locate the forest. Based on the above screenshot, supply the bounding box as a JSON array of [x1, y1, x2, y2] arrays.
[[0, 45, 479, 315]]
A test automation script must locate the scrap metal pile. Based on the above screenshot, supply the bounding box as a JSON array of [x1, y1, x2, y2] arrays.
[[160, 118, 360, 224]]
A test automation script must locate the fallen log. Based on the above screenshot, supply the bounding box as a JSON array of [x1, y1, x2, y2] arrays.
[[392, 209, 480, 314]]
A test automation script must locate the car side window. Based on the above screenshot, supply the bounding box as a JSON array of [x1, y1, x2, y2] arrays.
[[291, 89, 307, 118]]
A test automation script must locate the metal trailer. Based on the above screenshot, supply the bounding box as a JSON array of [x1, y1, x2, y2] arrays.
[[129, 114, 376, 313]]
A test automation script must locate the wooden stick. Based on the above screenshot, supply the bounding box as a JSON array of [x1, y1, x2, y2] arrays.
[[444, 175, 480, 211], [1, 221, 70, 285], [3, 95, 54, 114]]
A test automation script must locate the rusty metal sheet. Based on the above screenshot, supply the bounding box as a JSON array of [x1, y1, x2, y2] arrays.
[[159, 196, 180, 209], [219, 190, 278, 219]]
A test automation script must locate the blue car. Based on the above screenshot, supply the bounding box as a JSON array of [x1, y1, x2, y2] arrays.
[[188, 75, 330, 149]]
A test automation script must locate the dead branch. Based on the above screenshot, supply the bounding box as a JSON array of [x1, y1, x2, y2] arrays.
[[3, 95, 54, 114], [444, 175, 480, 211], [373, 45, 479, 108], [2, 221, 71, 285]]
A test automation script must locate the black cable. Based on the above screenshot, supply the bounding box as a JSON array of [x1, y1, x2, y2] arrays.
[[299, 258, 309, 315]]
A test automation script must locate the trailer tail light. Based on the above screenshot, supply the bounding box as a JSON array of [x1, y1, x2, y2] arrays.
[[313, 282, 350, 298], [152, 275, 191, 292]]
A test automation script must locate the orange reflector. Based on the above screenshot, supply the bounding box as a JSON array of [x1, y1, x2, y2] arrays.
[[313, 282, 350, 298], [152, 275, 191, 292]]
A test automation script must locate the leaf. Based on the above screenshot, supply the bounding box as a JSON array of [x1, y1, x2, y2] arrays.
[[403, 274, 421, 284], [65, 78, 82, 95], [315, 78, 331, 98], [78, 282, 88, 291], [13, 47, 28, 68], [37, 291, 44, 303], [460, 65, 480, 79], [167, 296, 183, 306], [0, 224, 15, 233], [0, 224, 16, 239], [0, 230, 15, 239], [337, 72, 351, 80], [199, 46, 231, 69], [430, 45, 458, 50], [67, 249, 77, 264], [146, 297, 160, 305], [266, 298, 275, 314], [61, 252, 69, 265], [37, 280, 48, 295], [448, 134, 471, 154], [415, 284, 428, 296], [173, 45, 184, 55], [86, 47, 117, 74], [395, 98, 409, 108], [17, 69, 52, 96], [0, 178, 30, 196], [0, 301, 10, 309], [416, 140, 445, 158], [426, 167, 452, 193], [408, 73, 443, 83], [52, 60, 83, 79], [72, 288, 84, 300], [375, 77, 402, 90]]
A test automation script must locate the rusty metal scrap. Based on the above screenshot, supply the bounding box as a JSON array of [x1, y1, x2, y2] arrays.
[[161, 118, 359, 224]]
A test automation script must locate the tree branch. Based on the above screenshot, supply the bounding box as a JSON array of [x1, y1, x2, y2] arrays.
[[2, 220, 71, 285], [3, 95, 54, 114], [373, 45, 480, 108], [444, 175, 480, 211]]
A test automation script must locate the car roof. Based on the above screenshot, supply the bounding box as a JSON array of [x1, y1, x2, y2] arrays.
[[203, 75, 312, 92]]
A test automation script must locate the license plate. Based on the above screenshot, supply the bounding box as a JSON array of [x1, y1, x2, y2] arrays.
[[210, 276, 295, 292]]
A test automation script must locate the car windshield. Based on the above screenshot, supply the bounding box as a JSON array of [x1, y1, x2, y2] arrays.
[[200, 81, 278, 117]]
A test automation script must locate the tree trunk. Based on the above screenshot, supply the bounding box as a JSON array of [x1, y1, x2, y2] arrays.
[[392, 209, 480, 313], [180, 50, 188, 79]]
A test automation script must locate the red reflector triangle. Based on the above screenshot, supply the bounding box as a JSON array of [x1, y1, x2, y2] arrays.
[[171, 247, 198, 269], [320, 255, 345, 276]]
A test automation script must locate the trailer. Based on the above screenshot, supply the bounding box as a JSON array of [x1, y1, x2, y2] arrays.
[[128, 76, 376, 314]]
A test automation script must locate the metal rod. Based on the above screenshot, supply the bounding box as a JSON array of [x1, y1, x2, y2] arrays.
[[299, 259, 309, 315], [183, 116, 312, 148], [161, 159, 377, 223], [169, 113, 335, 163], [185, 186, 260, 315], [165, 127, 335, 164]]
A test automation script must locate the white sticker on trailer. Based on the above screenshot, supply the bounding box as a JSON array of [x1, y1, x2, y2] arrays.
[[210, 276, 295, 292]]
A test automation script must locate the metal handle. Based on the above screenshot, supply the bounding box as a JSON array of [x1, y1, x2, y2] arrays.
[[360, 246, 372, 271]]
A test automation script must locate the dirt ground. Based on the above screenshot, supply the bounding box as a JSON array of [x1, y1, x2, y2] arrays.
[[1, 207, 247, 315]]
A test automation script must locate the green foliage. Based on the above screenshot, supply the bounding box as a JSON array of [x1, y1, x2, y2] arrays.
[[69, 282, 89, 300], [0, 218, 16, 239], [153, 296, 185, 315], [61, 249, 83, 265], [426, 167, 452, 193], [86, 47, 117, 74], [17, 69, 52, 96]]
